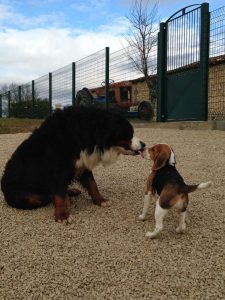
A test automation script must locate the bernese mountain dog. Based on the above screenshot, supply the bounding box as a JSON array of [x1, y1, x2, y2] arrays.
[[1, 106, 145, 222]]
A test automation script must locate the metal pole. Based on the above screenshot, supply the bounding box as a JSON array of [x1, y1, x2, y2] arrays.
[[200, 2, 210, 121], [105, 47, 110, 109], [32, 80, 35, 118], [8, 91, 11, 118], [49, 72, 52, 115], [72, 62, 76, 106], [157, 22, 167, 122], [18, 86, 21, 102], [0, 94, 2, 118]]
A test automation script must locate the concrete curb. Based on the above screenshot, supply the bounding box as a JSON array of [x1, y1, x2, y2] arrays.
[[131, 120, 225, 131]]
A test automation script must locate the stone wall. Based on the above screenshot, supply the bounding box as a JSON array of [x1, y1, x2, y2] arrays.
[[131, 80, 149, 104], [208, 62, 225, 120], [131, 78, 157, 120]]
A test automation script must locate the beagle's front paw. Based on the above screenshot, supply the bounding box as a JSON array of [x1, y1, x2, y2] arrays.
[[100, 200, 112, 208], [176, 225, 186, 234], [138, 214, 148, 221], [146, 230, 159, 239]]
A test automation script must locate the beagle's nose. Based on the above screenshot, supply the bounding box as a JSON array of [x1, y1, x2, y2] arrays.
[[140, 141, 146, 149]]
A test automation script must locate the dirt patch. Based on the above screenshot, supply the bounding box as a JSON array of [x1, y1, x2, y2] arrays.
[[0, 129, 225, 299], [0, 118, 43, 134]]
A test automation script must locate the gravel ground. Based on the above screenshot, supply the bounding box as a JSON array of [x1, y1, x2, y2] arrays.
[[0, 128, 225, 300]]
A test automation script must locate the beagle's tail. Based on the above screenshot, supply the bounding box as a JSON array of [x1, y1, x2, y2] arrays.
[[181, 181, 212, 194]]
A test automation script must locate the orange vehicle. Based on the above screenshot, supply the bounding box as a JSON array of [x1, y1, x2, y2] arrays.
[[75, 80, 153, 119], [91, 80, 133, 109]]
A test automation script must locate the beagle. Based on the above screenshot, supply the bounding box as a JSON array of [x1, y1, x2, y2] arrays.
[[138, 143, 212, 239]]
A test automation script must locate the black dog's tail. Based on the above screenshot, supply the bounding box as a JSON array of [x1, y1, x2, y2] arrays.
[[181, 181, 212, 194]]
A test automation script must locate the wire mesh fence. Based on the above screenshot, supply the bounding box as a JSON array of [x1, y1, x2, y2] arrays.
[[52, 64, 72, 109], [110, 47, 142, 83], [0, 5, 225, 120], [0, 93, 9, 118], [10, 81, 35, 119], [76, 49, 106, 92], [109, 44, 157, 110], [110, 44, 157, 80]]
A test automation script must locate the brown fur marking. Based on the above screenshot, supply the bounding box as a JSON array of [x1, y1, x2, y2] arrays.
[[87, 180, 106, 205], [53, 195, 70, 222], [27, 194, 43, 205]]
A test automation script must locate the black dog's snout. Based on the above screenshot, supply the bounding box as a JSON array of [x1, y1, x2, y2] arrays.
[[140, 141, 146, 149]]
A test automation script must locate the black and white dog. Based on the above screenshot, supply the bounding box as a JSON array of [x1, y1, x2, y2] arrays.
[[1, 106, 145, 222]]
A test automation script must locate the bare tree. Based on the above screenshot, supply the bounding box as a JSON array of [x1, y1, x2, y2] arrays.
[[0, 84, 11, 95], [125, 0, 158, 105], [0, 83, 38, 102], [0, 83, 19, 101]]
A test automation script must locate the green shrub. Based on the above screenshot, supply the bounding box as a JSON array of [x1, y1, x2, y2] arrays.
[[10, 100, 50, 119]]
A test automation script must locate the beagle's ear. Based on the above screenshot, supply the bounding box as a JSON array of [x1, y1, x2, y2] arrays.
[[152, 145, 171, 171]]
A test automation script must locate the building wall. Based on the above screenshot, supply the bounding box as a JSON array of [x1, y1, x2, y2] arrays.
[[208, 63, 225, 120], [131, 79, 157, 120], [131, 80, 149, 105]]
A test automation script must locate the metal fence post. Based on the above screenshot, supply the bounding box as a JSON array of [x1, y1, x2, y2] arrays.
[[0, 94, 2, 118], [105, 47, 110, 109], [8, 91, 11, 118], [32, 80, 35, 118], [157, 22, 167, 122], [72, 62, 76, 106], [18, 86, 21, 102], [200, 2, 210, 121], [49, 72, 52, 115]]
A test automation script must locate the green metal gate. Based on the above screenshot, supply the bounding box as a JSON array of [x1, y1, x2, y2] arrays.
[[157, 3, 210, 121]]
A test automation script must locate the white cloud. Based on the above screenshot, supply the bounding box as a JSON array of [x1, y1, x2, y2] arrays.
[[0, 0, 131, 86], [71, 0, 108, 12], [0, 22, 129, 85], [0, 3, 65, 29]]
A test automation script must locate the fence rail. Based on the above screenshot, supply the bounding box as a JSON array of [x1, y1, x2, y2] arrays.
[[0, 5, 225, 120]]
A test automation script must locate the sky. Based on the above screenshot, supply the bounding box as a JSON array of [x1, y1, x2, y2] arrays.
[[0, 0, 224, 86]]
